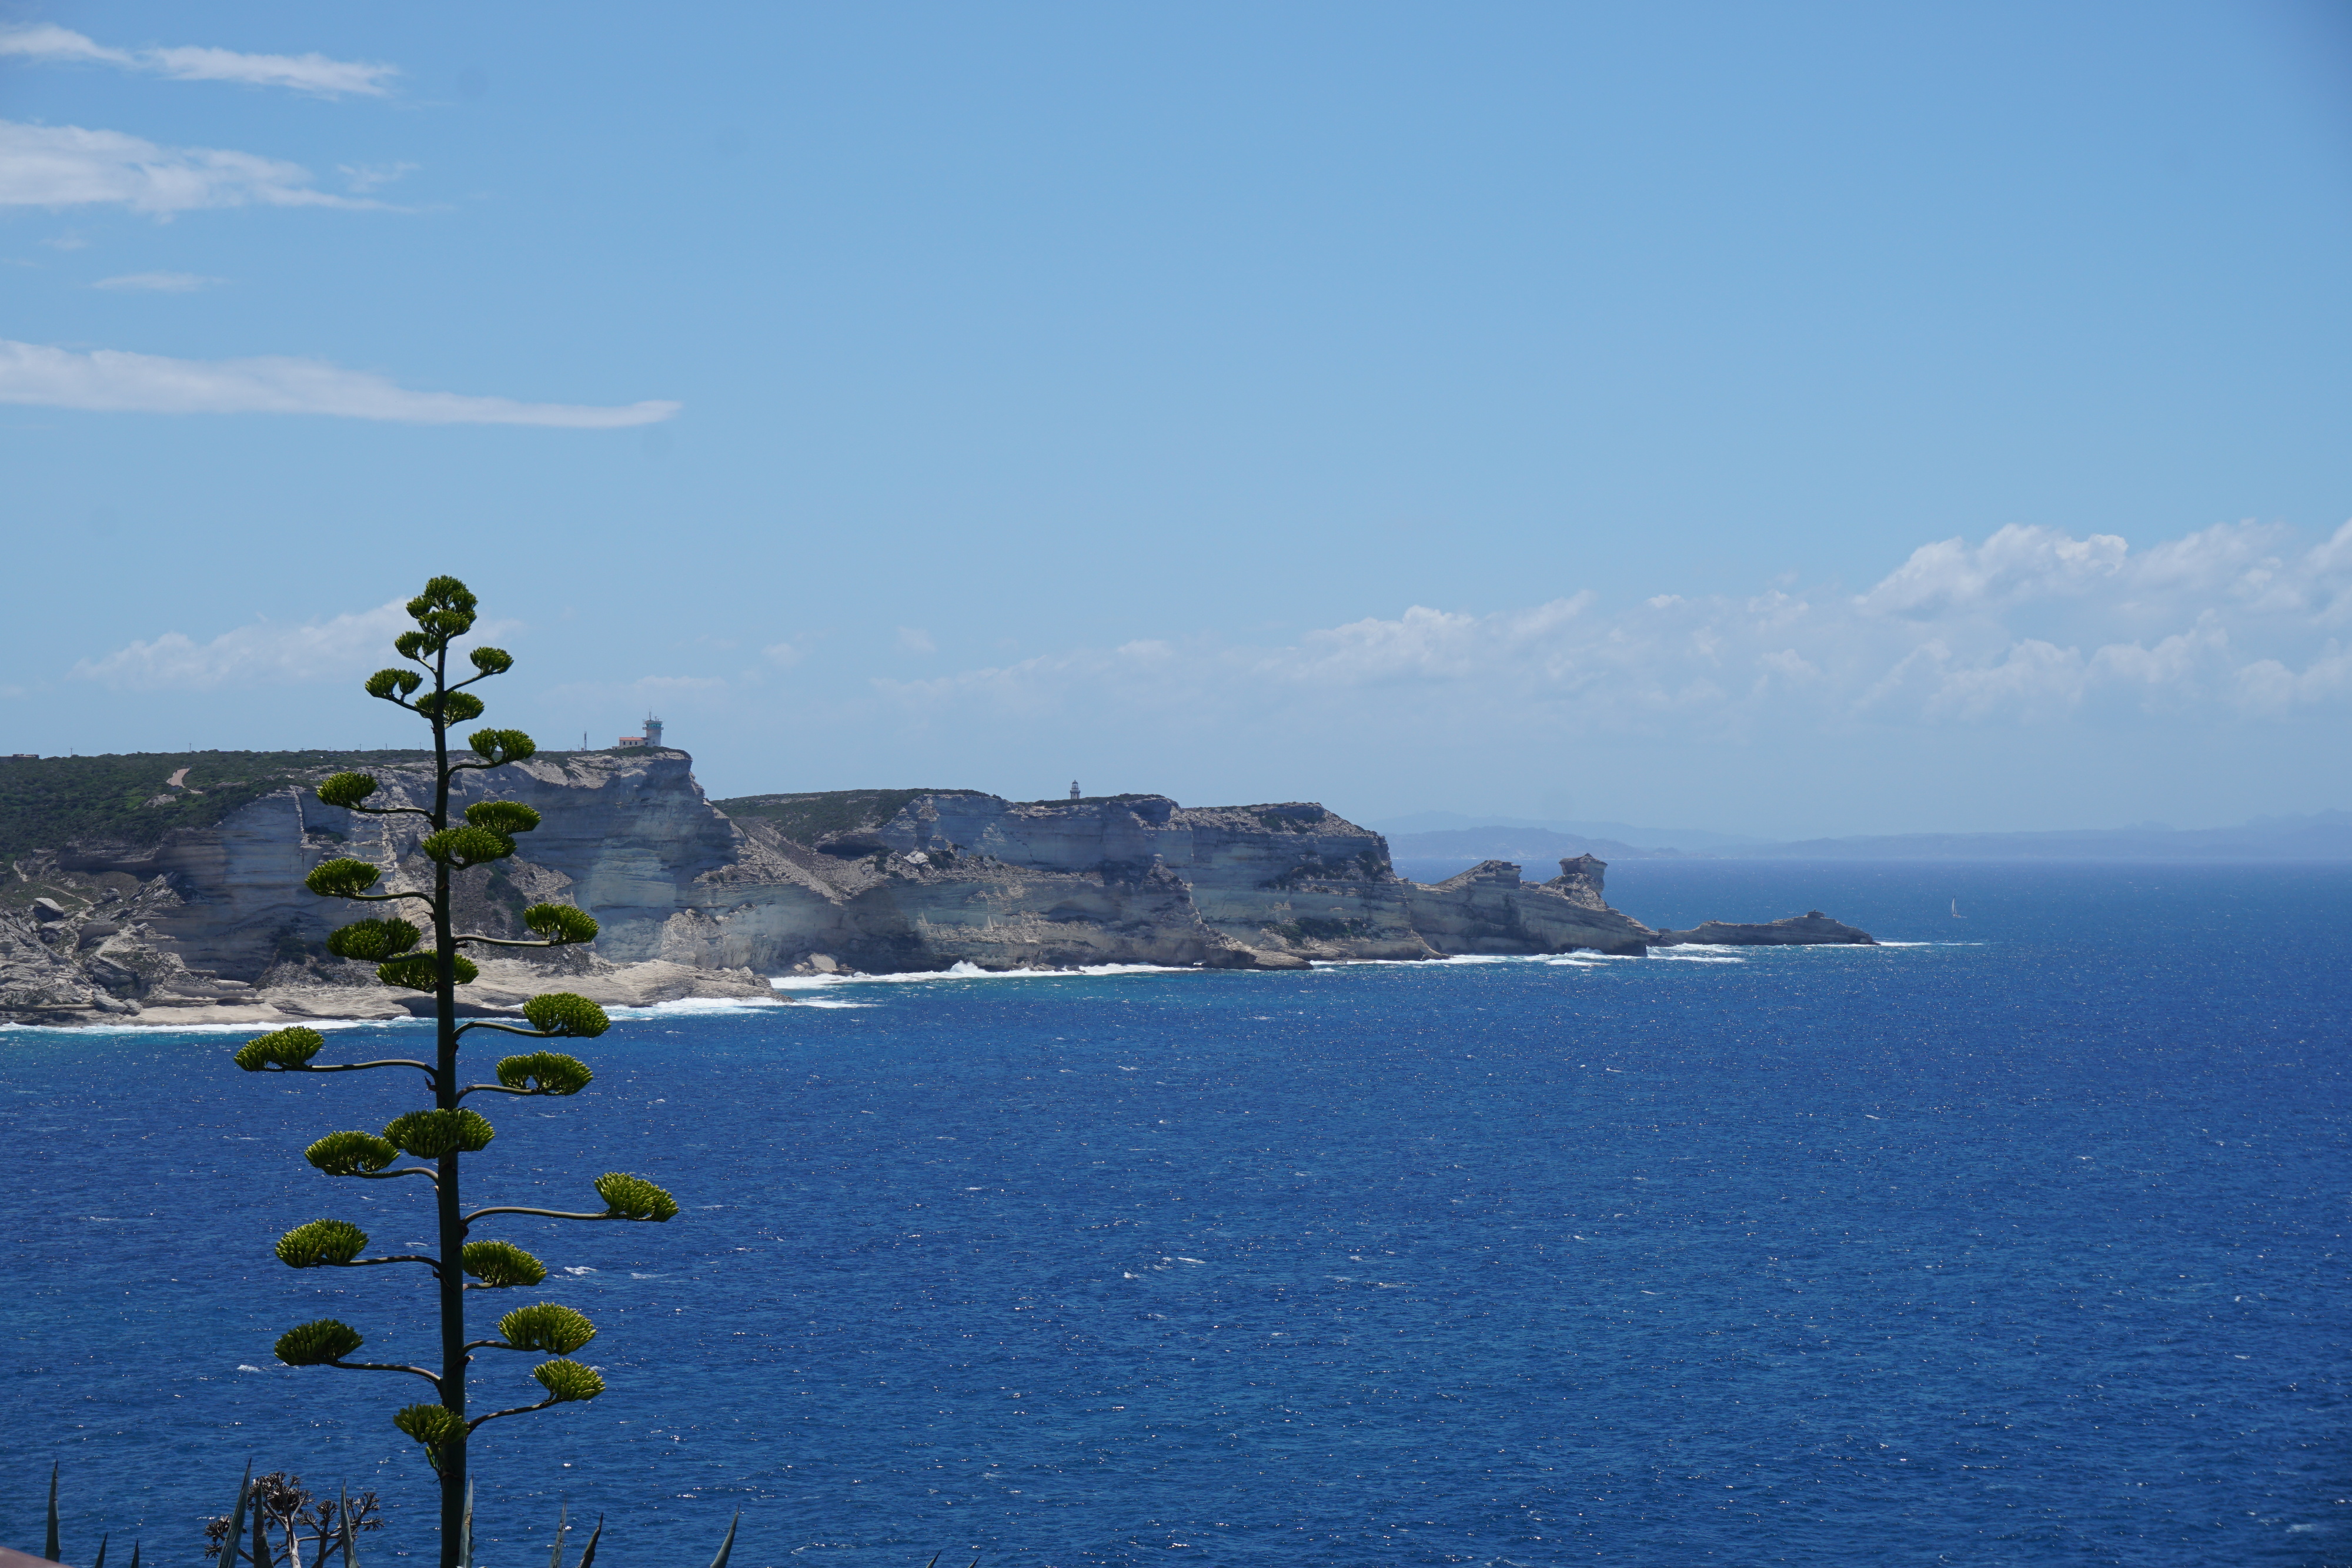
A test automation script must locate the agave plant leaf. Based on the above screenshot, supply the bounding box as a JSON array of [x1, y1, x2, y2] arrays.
[[92, 1531, 108, 1568], [459, 1479, 475, 1568], [46, 1460, 60, 1562], [339, 1487, 358, 1568], [545, 1500, 567, 1568], [224, 1463, 254, 1568], [574, 1517, 602, 1568], [706, 1512, 741, 1568]]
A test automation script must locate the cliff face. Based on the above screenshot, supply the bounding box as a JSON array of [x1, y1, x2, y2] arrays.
[[44, 750, 737, 977], [1, 750, 1872, 1022]]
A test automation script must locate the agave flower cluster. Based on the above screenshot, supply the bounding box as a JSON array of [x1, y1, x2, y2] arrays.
[[229, 579, 676, 1567]]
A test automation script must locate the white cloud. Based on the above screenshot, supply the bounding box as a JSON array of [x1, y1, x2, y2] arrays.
[[338, 161, 417, 195], [91, 271, 222, 292], [0, 339, 682, 427], [74, 602, 407, 690], [0, 120, 385, 214], [896, 627, 936, 654], [1856, 524, 2128, 617], [0, 25, 397, 98], [874, 521, 2352, 734], [73, 601, 523, 691]]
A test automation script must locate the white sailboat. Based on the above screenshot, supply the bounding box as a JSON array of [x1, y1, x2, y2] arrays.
[[1951, 898, 1965, 918]]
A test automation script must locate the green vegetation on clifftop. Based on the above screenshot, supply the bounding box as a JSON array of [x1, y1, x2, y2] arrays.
[[0, 751, 430, 862], [713, 788, 978, 842]]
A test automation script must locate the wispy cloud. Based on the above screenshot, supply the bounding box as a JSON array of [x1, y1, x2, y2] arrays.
[[72, 601, 523, 691], [75, 602, 403, 690], [0, 339, 682, 427], [0, 120, 386, 215], [873, 521, 2352, 734], [338, 162, 417, 195], [0, 24, 397, 98], [91, 271, 222, 292]]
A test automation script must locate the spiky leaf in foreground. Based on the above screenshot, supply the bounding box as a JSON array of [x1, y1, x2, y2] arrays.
[[496, 1051, 593, 1095], [306, 1131, 399, 1176], [460, 1240, 547, 1288], [276, 1218, 369, 1268], [499, 1302, 597, 1354], [276, 1318, 363, 1366], [522, 992, 609, 1038], [383, 1108, 495, 1159], [234, 1027, 327, 1072], [532, 1360, 604, 1402], [594, 1172, 679, 1222]]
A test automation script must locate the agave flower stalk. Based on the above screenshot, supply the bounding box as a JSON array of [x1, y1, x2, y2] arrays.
[[230, 579, 676, 1568]]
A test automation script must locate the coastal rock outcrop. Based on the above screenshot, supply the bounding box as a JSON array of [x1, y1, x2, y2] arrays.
[[0, 750, 1879, 1024], [1652, 911, 1876, 946]]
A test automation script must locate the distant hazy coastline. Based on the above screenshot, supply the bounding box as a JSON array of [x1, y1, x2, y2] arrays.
[[1377, 810, 2352, 883]]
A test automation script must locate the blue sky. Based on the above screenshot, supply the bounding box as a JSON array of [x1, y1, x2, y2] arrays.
[[4, 2, 2348, 836]]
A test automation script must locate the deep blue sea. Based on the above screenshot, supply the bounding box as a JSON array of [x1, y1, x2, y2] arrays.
[[4, 862, 2347, 1567]]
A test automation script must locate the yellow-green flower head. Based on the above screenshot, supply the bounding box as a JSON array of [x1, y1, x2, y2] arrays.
[[413, 691, 487, 727], [393, 1403, 463, 1472], [496, 1050, 594, 1095], [305, 1131, 398, 1176], [464, 800, 541, 837], [468, 727, 536, 765], [460, 1240, 547, 1288], [499, 1302, 597, 1354], [377, 952, 480, 991], [276, 1219, 368, 1268], [305, 858, 383, 899], [326, 918, 420, 962], [275, 1318, 363, 1366], [363, 667, 423, 701], [383, 1108, 495, 1159], [523, 905, 599, 945], [522, 992, 609, 1038], [233, 1027, 326, 1072], [533, 1359, 604, 1403], [594, 1172, 679, 1222], [420, 825, 512, 868], [316, 773, 379, 808]]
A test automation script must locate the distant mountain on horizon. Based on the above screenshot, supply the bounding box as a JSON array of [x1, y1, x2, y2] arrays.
[[1369, 811, 1766, 852], [1726, 811, 2352, 861], [1374, 809, 2352, 866]]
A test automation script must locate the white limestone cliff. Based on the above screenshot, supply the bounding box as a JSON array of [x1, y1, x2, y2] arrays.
[[2, 751, 1871, 1024]]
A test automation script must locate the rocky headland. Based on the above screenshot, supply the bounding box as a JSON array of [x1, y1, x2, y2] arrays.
[[0, 750, 1873, 1026]]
